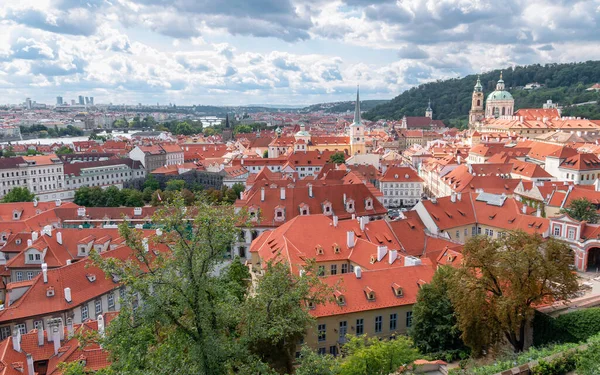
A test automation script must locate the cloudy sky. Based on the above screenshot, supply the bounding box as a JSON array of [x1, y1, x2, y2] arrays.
[[1, 0, 599, 106]]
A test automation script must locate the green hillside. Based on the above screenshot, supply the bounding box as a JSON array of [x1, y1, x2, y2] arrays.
[[364, 61, 600, 128]]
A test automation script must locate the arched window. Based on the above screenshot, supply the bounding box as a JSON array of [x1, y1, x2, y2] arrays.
[[502, 107, 506, 116], [476, 99, 481, 107]]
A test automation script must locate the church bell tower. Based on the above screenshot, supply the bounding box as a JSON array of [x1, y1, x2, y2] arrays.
[[469, 75, 485, 128]]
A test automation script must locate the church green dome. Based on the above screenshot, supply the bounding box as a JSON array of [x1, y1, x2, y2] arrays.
[[295, 130, 310, 137], [487, 90, 513, 101]]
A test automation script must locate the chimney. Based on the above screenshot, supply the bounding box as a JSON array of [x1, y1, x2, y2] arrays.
[[64, 287, 72, 303], [27, 239, 32, 247], [333, 216, 338, 227], [388, 249, 398, 264], [536, 209, 541, 217], [377, 246, 388, 262], [55, 199, 61, 207], [32, 231, 38, 241], [26, 354, 34, 375], [56, 232, 62, 245], [522, 205, 527, 214], [66, 318, 74, 338], [343, 193, 347, 204], [450, 192, 456, 203], [308, 183, 313, 198], [12, 328, 21, 352], [280, 187, 286, 200], [42, 263, 48, 283], [354, 266, 362, 279], [261, 187, 265, 202], [457, 155, 461, 164], [97, 315, 105, 337], [457, 192, 462, 201], [52, 327, 60, 355], [37, 325, 44, 346], [33, 199, 38, 207], [66, 259, 71, 265], [347, 231, 355, 248], [359, 216, 366, 231]]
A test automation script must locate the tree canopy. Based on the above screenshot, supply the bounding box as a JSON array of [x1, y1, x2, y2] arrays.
[[560, 197, 599, 223], [410, 266, 467, 355], [448, 231, 579, 354], [329, 152, 346, 164], [2, 187, 35, 203]]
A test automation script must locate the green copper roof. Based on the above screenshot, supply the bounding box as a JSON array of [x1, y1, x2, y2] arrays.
[[487, 90, 513, 101], [474, 76, 482, 92]]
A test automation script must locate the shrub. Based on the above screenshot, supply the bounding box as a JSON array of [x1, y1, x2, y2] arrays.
[[530, 350, 577, 375], [533, 308, 600, 346]]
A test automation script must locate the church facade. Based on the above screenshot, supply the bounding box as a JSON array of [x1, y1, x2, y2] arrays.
[[469, 72, 515, 128]]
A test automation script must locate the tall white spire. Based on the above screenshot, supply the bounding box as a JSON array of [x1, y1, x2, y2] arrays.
[[353, 85, 361, 126]]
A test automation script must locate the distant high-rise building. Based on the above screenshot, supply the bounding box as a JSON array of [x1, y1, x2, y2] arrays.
[[78, 96, 84, 105], [85, 97, 89, 105], [89, 97, 94, 105], [71, 99, 76, 105], [56, 96, 63, 105], [25, 98, 32, 110]]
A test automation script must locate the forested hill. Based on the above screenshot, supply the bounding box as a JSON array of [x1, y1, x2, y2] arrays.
[[364, 61, 600, 127]]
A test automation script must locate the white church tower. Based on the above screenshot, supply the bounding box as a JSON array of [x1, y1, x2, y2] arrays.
[[349, 86, 366, 155]]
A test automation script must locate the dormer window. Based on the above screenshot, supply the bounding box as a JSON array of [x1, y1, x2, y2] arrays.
[[364, 287, 375, 301], [86, 273, 96, 282], [333, 243, 340, 254], [299, 204, 309, 216], [46, 287, 55, 297], [78, 245, 88, 256], [365, 198, 373, 210], [274, 207, 285, 222], [248, 207, 259, 222], [134, 207, 142, 216], [391, 282, 403, 297], [13, 210, 21, 220], [306, 300, 316, 310], [346, 199, 355, 213], [316, 245, 324, 255], [16, 239, 21, 245], [322, 201, 332, 216], [334, 291, 345, 306]]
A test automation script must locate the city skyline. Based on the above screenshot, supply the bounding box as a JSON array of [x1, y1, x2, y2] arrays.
[[1, 0, 600, 106]]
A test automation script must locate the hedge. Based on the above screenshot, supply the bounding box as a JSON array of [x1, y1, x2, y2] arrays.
[[533, 308, 600, 346]]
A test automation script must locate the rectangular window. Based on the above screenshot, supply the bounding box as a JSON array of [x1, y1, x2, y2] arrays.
[[554, 226, 561, 236], [81, 305, 89, 321], [375, 316, 382, 333], [108, 293, 115, 310], [330, 264, 337, 275], [0, 327, 10, 340], [356, 318, 364, 335], [26, 271, 34, 280], [406, 311, 413, 328], [16, 272, 23, 282], [390, 313, 397, 331], [472, 226, 477, 236], [464, 228, 468, 237], [477, 227, 482, 235], [95, 299, 102, 315], [15, 323, 26, 335], [119, 287, 126, 300], [318, 324, 326, 342], [341, 264, 348, 274], [568, 228, 576, 240], [317, 347, 326, 355], [329, 346, 338, 356], [339, 321, 347, 340], [33, 320, 43, 330]]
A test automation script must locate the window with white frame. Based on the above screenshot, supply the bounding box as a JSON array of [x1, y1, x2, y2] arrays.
[[108, 293, 115, 310], [0, 326, 10, 340], [95, 299, 102, 315], [568, 228, 576, 240], [15, 323, 26, 335], [81, 304, 89, 321], [553, 226, 561, 236], [33, 320, 43, 330], [16, 272, 23, 282]]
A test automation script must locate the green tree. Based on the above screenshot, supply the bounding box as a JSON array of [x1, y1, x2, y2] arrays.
[[204, 127, 217, 136], [223, 256, 251, 301], [3, 147, 16, 158], [143, 174, 160, 191], [329, 152, 346, 164], [122, 189, 144, 207], [74, 186, 92, 206], [239, 260, 332, 374], [449, 231, 580, 354], [2, 187, 35, 203], [295, 346, 337, 375], [337, 335, 420, 375], [104, 186, 123, 207], [410, 266, 466, 355], [94, 195, 247, 374], [235, 125, 253, 134], [25, 149, 40, 155], [55, 146, 74, 155], [175, 121, 195, 135], [231, 182, 245, 198], [165, 179, 185, 192], [263, 150, 269, 158], [560, 198, 599, 223]]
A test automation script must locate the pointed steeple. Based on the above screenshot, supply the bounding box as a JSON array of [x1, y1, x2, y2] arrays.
[[474, 75, 482, 92], [225, 113, 230, 129], [427, 98, 432, 110], [496, 71, 505, 91], [353, 85, 361, 126]]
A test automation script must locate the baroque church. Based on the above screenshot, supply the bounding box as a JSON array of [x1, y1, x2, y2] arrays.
[[469, 72, 515, 128]]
